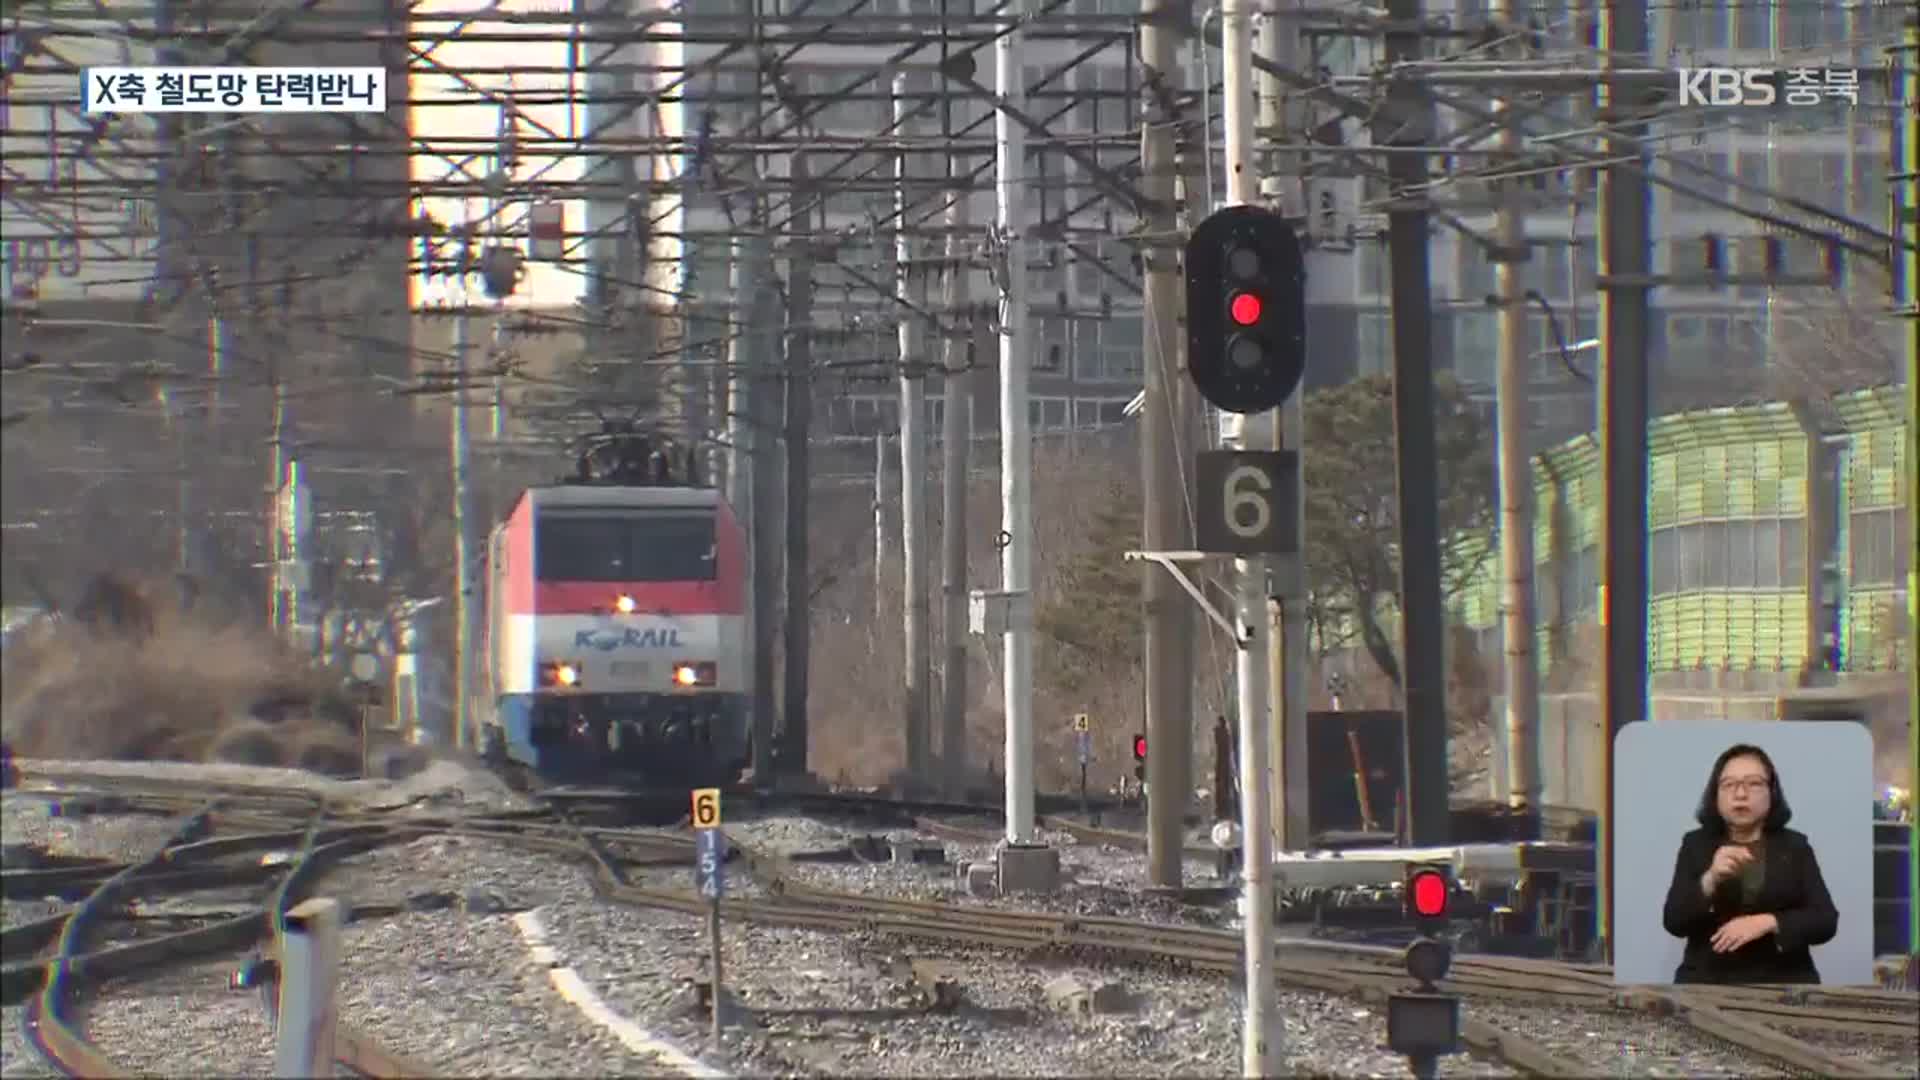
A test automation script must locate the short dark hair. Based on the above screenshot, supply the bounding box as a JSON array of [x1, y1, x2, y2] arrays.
[[1695, 742, 1794, 833]]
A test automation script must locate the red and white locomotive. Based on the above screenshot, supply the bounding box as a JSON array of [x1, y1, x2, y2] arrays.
[[479, 427, 751, 787]]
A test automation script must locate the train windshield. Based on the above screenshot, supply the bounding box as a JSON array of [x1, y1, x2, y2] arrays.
[[534, 512, 717, 582]]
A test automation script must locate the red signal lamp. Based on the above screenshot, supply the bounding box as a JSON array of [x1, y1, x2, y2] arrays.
[[1407, 866, 1450, 920], [1228, 291, 1262, 326], [1132, 734, 1148, 762]]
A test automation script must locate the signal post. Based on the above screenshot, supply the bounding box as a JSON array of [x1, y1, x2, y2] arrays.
[[1128, 200, 1305, 1076], [690, 788, 727, 1051], [1391, 864, 1462, 1079]]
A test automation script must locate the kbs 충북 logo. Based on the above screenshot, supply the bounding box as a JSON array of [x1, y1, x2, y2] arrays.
[[1676, 67, 1859, 108]]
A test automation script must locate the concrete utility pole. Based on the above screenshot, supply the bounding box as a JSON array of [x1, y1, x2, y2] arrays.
[[1221, 3, 1280, 1075], [895, 72, 933, 790], [995, 5, 1035, 835], [1490, 0, 1542, 811], [939, 180, 972, 797], [874, 433, 891, 625], [725, 205, 773, 782], [752, 271, 784, 782], [746, 5, 781, 779], [279, 457, 313, 655], [1254, 0, 1312, 851], [781, 152, 816, 779], [450, 292, 478, 752], [1596, 0, 1654, 960], [577, 0, 635, 374], [180, 314, 229, 577], [987, 0, 1054, 893], [268, 371, 290, 633], [1381, 0, 1450, 847], [1140, 0, 1195, 889]]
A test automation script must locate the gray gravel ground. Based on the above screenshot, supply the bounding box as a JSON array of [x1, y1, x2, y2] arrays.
[[1466, 1000, 1798, 1078], [2, 792, 184, 930], [1778, 1023, 1919, 1078], [728, 814, 1233, 926], [334, 905, 647, 1076], [530, 844, 1515, 1078], [7, 781, 1916, 1079], [1, 793, 184, 864], [0, 960, 277, 1079]]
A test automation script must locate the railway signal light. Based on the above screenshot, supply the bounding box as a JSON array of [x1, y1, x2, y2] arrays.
[[1392, 861, 1461, 1070], [1133, 733, 1147, 782], [1184, 205, 1307, 415], [1405, 863, 1452, 935]]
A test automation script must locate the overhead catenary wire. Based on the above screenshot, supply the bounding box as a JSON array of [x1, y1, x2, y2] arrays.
[[7, 2, 1902, 602]]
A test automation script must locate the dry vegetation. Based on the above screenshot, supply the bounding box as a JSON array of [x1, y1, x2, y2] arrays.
[[1, 572, 364, 774], [805, 433, 1206, 795], [802, 425, 1506, 797]]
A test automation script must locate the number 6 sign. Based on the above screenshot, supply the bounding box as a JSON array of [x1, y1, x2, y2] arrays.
[[690, 787, 722, 829], [1195, 450, 1300, 556]]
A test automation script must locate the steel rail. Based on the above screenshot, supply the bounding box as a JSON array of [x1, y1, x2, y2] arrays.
[[8, 784, 436, 1077], [529, 798, 1591, 1077], [13, 773, 1905, 1076], [521, 795, 1913, 1079], [23, 801, 222, 1078]]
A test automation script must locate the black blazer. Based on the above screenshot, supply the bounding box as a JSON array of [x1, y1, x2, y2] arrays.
[[1661, 826, 1839, 985]]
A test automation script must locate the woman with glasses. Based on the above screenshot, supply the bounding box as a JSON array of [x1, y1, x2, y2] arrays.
[[1660, 743, 1840, 984]]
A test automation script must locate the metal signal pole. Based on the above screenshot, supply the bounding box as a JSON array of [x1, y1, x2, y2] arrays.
[[1221, 3, 1278, 1074], [1254, 0, 1312, 850], [1382, 0, 1450, 847], [1596, 0, 1654, 959], [1491, 0, 1542, 810]]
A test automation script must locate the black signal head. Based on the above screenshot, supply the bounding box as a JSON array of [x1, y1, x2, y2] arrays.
[[1184, 205, 1307, 415]]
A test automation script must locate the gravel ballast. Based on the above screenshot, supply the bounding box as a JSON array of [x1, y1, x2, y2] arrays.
[[6, 775, 1914, 1078]]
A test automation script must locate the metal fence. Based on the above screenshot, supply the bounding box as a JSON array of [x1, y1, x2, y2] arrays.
[[1453, 386, 1910, 675]]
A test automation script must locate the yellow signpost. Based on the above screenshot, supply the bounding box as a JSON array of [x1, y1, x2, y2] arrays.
[[690, 787, 725, 1049]]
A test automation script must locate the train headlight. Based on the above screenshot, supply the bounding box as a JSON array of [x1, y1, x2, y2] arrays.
[[615, 594, 637, 614], [541, 662, 582, 688], [671, 661, 716, 688]]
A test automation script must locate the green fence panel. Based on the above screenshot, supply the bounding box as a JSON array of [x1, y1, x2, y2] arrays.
[[1322, 388, 1905, 675]]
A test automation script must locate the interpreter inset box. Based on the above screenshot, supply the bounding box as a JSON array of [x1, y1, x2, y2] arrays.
[[1612, 720, 1874, 986]]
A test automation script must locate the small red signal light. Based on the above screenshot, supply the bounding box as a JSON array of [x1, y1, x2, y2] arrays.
[[1229, 291, 1262, 326], [1133, 735, 1148, 761], [1409, 869, 1448, 919]]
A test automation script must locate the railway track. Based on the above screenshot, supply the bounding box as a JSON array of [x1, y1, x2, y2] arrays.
[[532, 795, 1916, 1079], [11, 771, 1916, 1078], [5, 783, 436, 1077]]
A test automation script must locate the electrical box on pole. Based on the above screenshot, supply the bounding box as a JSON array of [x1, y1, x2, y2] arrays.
[[1183, 205, 1307, 415]]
